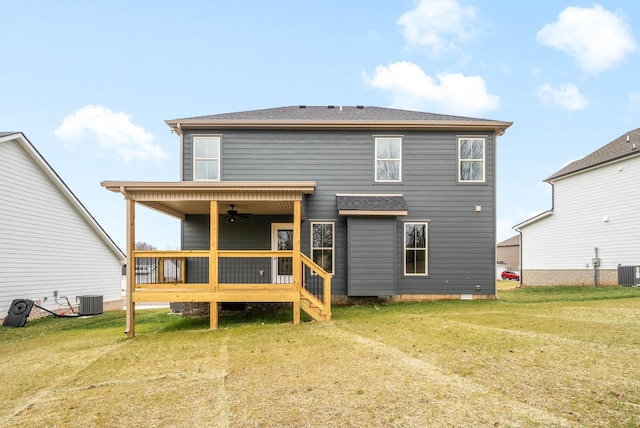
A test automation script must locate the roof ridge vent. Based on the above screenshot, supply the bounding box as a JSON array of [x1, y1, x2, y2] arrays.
[[327, 105, 335, 109], [299, 105, 306, 109], [357, 105, 364, 109]]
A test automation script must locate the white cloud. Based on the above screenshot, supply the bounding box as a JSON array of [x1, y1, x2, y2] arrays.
[[54, 105, 167, 164], [398, 0, 479, 56], [537, 5, 637, 74], [537, 83, 589, 111], [496, 216, 519, 243], [365, 61, 500, 116]]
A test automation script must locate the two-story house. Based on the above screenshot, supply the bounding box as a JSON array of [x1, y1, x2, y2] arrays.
[[102, 106, 511, 336], [514, 127, 640, 286]]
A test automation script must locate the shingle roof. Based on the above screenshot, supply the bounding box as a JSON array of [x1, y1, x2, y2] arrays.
[[173, 105, 488, 122], [166, 106, 512, 134], [546, 127, 640, 181], [336, 194, 408, 216], [0, 132, 20, 138], [497, 234, 520, 247]]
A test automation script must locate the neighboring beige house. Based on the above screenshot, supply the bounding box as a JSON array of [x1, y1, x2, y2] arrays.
[[497, 235, 520, 271], [0, 132, 125, 321], [514, 128, 640, 286]]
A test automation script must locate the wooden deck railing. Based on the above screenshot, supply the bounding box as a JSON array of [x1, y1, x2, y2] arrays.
[[301, 253, 332, 319], [132, 250, 208, 289], [130, 250, 331, 320]]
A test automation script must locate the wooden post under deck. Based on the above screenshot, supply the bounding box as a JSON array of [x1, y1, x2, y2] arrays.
[[209, 201, 219, 330], [292, 200, 301, 325], [126, 197, 135, 338]]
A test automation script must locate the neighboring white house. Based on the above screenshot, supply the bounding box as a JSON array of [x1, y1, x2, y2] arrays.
[[514, 128, 640, 286], [0, 132, 125, 320]]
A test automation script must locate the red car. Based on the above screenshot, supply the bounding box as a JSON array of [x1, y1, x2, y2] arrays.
[[501, 270, 520, 280]]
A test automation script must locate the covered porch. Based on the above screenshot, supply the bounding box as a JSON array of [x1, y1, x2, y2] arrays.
[[101, 181, 331, 337]]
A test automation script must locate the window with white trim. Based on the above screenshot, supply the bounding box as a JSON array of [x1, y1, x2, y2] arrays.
[[458, 138, 485, 182], [404, 222, 428, 275], [375, 137, 402, 182], [193, 136, 220, 181], [311, 222, 334, 274]]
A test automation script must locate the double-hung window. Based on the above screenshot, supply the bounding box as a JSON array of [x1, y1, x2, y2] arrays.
[[404, 222, 428, 276], [458, 137, 485, 182], [311, 222, 334, 274], [193, 136, 221, 181], [375, 137, 402, 182]]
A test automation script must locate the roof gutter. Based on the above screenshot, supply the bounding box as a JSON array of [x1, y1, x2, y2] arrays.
[[164, 119, 512, 135], [545, 150, 640, 183], [513, 210, 553, 231], [100, 180, 317, 194], [169, 122, 183, 137]]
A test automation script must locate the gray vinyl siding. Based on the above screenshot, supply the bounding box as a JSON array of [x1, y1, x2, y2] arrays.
[[346, 217, 396, 296], [182, 129, 497, 296], [0, 137, 123, 317], [182, 214, 293, 284], [182, 214, 293, 250]]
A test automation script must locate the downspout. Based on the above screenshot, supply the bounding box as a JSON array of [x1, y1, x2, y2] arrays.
[[175, 122, 183, 181], [516, 229, 523, 287], [174, 123, 184, 250], [548, 181, 555, 288], [514, 180, 555, 287], [493, 131, 498, 296], [593, 247, 599, 287]]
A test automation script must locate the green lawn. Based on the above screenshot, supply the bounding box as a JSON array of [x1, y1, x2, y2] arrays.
[[2, 286, 640, 427]]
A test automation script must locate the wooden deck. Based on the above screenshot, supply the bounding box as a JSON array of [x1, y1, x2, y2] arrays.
[[100, 193, 331, 337], [126, 249, 331, 334], [131, 287, 300, 303]]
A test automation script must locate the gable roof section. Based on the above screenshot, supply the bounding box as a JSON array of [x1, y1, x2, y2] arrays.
[[497, 234, 520, 247], [517, 127, 640, 231], [0, 132, 124, 261], [166, 106, 512, 134], [513, 210, 553, 230], [546, 127, 640, 181], [336, 194, 408, 216]]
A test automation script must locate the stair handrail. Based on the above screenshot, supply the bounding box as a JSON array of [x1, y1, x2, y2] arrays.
[[300, 253, 332, 319]]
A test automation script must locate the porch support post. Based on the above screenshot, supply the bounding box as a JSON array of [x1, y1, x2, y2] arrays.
[[125, 197, 135, 338], [292, 200, 301, 325], [209, 200, 219, 330], [158, 257, 165, 284], [210, 301, 219, 330]]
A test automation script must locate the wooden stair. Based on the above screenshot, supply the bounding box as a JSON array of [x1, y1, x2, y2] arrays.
[[300, 288, 331, 322]]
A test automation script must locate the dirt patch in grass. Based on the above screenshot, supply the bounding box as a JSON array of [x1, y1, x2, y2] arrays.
[[1, 287, 640, 427]]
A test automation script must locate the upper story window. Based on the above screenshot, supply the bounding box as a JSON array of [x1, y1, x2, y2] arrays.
[[458, 138, 485, 183], [193, 136, 220, 181], [375, 137, 402, 182]]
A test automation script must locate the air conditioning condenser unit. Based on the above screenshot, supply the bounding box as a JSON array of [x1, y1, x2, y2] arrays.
[[77, 295, 103, 316]]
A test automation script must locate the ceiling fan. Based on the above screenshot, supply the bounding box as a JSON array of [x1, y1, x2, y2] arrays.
[[225, 205, 252, 223]]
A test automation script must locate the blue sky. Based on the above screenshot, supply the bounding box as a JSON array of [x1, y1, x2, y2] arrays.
[[2, 1, 639, 250]]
